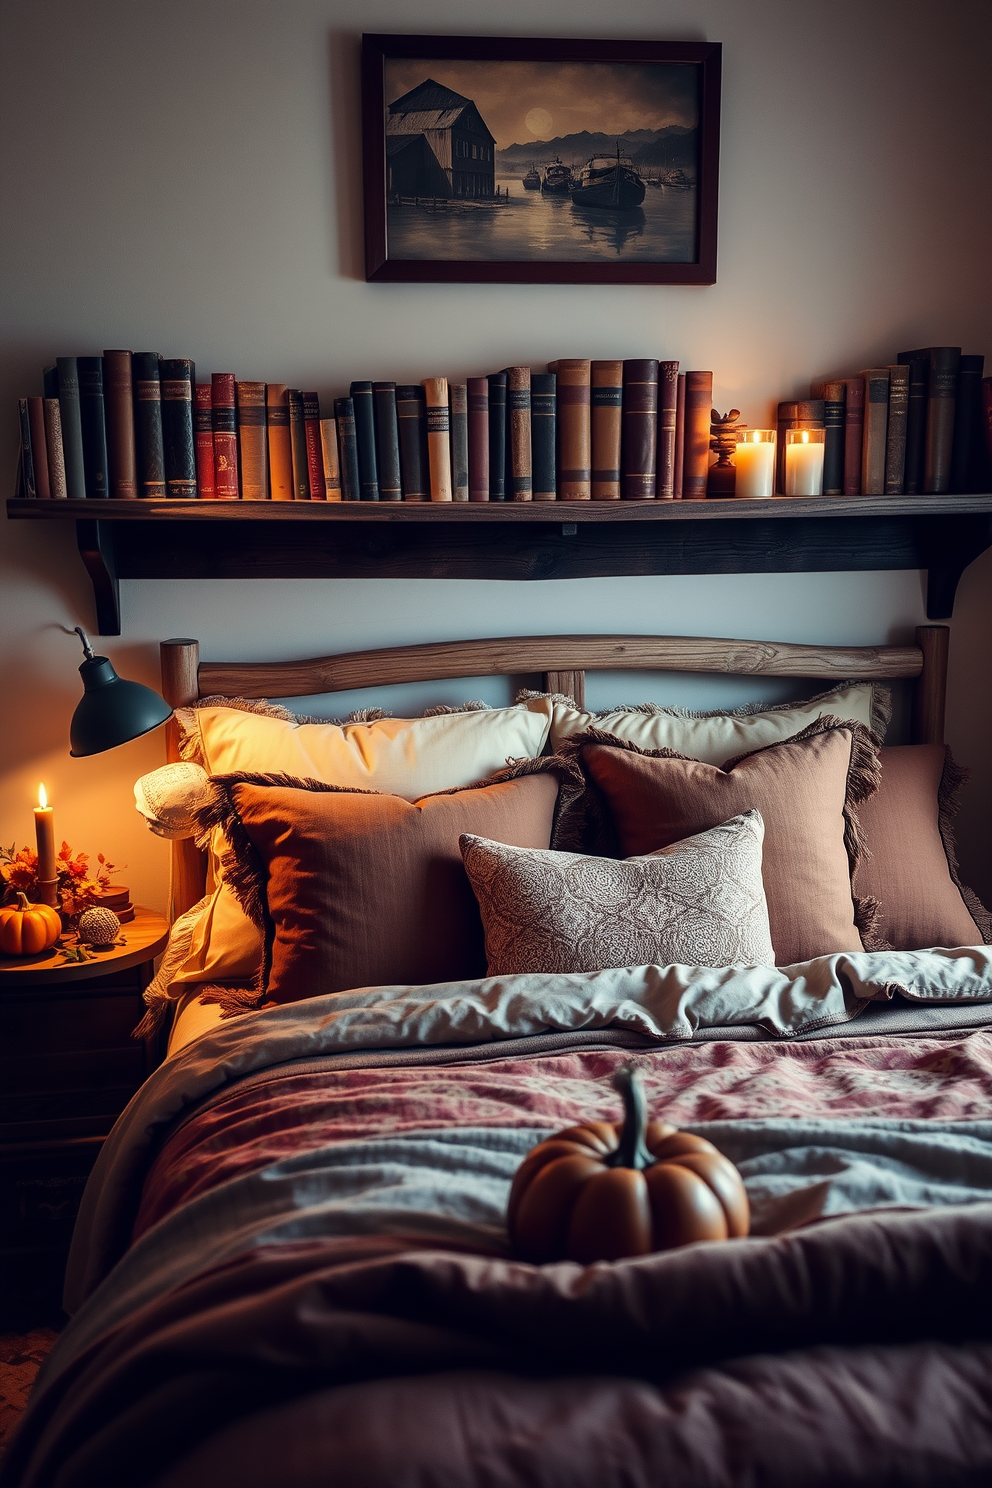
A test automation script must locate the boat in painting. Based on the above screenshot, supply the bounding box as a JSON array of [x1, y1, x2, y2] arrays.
[[522, 166, 541, 190], [541, 157, 573, 194], [570, 144, 646, 209]]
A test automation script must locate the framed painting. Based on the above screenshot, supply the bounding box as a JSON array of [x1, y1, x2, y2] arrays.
[[362, 34, 721, 285]]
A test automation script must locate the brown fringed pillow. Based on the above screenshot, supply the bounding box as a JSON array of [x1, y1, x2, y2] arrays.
[[578, 717, 883, 967], [193, 756, 579, 1013], [854, 745, 991, 950]]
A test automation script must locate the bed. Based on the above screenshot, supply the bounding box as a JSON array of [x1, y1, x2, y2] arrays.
[[6, 623, 992, 1488]]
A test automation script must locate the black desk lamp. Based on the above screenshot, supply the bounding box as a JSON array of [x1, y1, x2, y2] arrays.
[[69, 628, 173, 757]]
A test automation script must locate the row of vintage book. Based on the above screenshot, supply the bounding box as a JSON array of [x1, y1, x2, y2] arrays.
[[14, 354, 720, 502], [780, 348, 992, 498]]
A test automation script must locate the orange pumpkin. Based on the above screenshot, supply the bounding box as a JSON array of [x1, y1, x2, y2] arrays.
[[0, 892, 62, 956], [508, 1065, 750, 1264]]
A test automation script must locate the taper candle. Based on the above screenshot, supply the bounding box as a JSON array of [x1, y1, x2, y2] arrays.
[[33, 783, 58, 908]]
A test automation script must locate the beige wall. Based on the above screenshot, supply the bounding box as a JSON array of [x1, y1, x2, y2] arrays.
[[1, 0, 990, 916]]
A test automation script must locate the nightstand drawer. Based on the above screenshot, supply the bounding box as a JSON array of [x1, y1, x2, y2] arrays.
[[0, 1140, 102, 1251], [2, 987, 146, 1056]]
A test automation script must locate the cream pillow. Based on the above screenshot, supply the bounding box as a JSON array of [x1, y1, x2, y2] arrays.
[[524, 682, 884, 765]]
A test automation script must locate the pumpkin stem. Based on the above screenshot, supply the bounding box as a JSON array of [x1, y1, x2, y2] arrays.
[[609, 1064, 655, 1171], [15, 892, 32, 911]]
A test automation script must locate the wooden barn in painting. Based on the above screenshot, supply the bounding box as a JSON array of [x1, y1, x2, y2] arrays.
[[386, 79, 496, 199]]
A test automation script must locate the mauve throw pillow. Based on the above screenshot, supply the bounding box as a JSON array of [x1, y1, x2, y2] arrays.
[[213, 769, 560, 1004], [582, 723, 878, 967], [461, 810, 775, 976]]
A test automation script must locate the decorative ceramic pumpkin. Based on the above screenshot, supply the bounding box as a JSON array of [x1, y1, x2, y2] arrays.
[[508, 1065, 750, 1264], [0, 892, 62, 956], [77, 906, 121, 945]]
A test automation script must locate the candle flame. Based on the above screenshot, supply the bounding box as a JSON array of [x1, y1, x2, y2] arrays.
[[38, 783, 48, 809], [801, 430, 810, 444]]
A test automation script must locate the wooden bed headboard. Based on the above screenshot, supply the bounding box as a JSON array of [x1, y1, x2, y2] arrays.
[[159, 625, 950, 920]]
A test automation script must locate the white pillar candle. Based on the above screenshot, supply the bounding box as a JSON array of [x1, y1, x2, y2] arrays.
[[733, 431, 776, 499], [784, 431, 825, 496], [33, 782, 58, 908]]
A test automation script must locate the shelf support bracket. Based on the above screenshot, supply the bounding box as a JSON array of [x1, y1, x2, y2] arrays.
[[924, 514, 992, 619], [76, 519, 121, 636]]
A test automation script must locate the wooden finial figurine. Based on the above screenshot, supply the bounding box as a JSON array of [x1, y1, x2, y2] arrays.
[[708, 408, 746, 496]]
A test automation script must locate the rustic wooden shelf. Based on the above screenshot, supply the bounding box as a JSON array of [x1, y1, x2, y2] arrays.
[[8, 494, 992, 636]]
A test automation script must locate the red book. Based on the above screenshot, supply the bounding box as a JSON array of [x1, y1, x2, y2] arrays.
[[211, 372, 239, 499], [467, 377, 489, 500], [682, 371, 713, 500], [193, 383, 216, 498], [673, 373, 686, 498], [302, 391, 325, 499], [843, 376, 865, 495], [657, 360, 679, 499]]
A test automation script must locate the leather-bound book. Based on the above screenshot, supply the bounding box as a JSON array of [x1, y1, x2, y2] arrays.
[[858, 370, 889, 496], [682, 370, 713, 500], [811, 380, 846, 496], [531, 371, 557, 501], [43, 397, 67, 498], [657, 360, 679, 499], [843, 377, 865, 495], [133, 352, 165, 499], [505, 366, 532, 501], [900, 346, 960, 493], [302, 391, 325, 499], [422, 377, 453, 501], [319, 418, 341, 499], [237, 382, 269, 499], [396, 385, 429, 500], [77, 356, 109, 498], [622, 358, 659, 499], [288, 389, 310, 499], [17, 400, 36, 498], [467, 377, 489, 500], [673, 372, 686, 497], [350, 381, 379, 500], [590, 360, 622, 500], [900, 357, 928, 494], [27, 397, 50, 498], [56, 357, 86, 499], [334, 397, 360, 501], [211, 373, 240, 499], [448, 382, 469, 501], [160, 358, 197, 497], [950, 355, 985, 493], [102, 350, 137, 498], [194, 383, 216, 498], [266, 385, 293, 501], [884, 364, 910, 494], [487, 371, 507, 500], [372, 383, 402, 502], [555, 359, 591, 500]]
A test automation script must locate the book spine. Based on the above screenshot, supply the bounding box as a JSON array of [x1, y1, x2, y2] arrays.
[[102, 350, 137, 498], [859, 370, 889, 496], [467, 377, 489, 501], [237, 381, 269, 499], [43, 397, 67, 498], [555, 359, 591, 500], [77, 355, 109, 498], [982, 379, 992, 491], [422, 377, 452, 501], [673, 372, 686, 497], [133, 352, 165, 499], [319, 417, 341, 499], [657, 360, 679, 499], [843, 378, 865, 495], [901, 355, 928, 494], [812, 380, 846, 496], [287, 389, 310, 499], [531, 372, 557, 502], [682, 371, 713, 499], [43, 366, 58, 399], [448, 382, 469, 501], [26, 397, 50, 498], [371, 382, 401, 502], [194, 383, 216, 498], [924, 347, 961, 493], [17, 399, 37, 498], [487, 371, 507, 500], [56, 357, 86, 499], [266, 384, 293, 501], [590, 359, 622, 500], [776, 402, 798, 495], [622, 358, 659, 500], [334, 397, 361, 501], [505, 366, 532, 501], [884, 364, 910, 495], [302, 391, 325, 499], [210, 372, 239, 499], [349, 381, 379, 501], [951, 354, 985, 493], [396, 385, 429, 500], [160, 358, 197, 497]]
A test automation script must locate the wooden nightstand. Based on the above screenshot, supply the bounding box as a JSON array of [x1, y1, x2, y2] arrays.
[[0, 907, 169, 1326]]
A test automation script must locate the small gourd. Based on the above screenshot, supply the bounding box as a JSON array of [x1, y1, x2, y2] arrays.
[[508, 1064, 750, 1264], [77, 906, 121, 945], [0, 892, 62, 956]]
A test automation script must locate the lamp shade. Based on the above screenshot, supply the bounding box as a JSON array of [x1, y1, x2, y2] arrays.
[[69, 652, 173, 757]]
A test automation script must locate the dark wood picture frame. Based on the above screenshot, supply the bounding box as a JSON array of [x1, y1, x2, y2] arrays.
[[362, 34, 721, 285]]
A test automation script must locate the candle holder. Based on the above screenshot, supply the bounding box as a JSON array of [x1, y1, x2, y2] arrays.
[[784, 428, 825, 496], [733, 430, 776, 499], [37, 878, 59, 910], [708, 409, 744, 496]]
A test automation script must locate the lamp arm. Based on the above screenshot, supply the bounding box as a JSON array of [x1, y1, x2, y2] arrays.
[[74, 627, 96, 661]]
